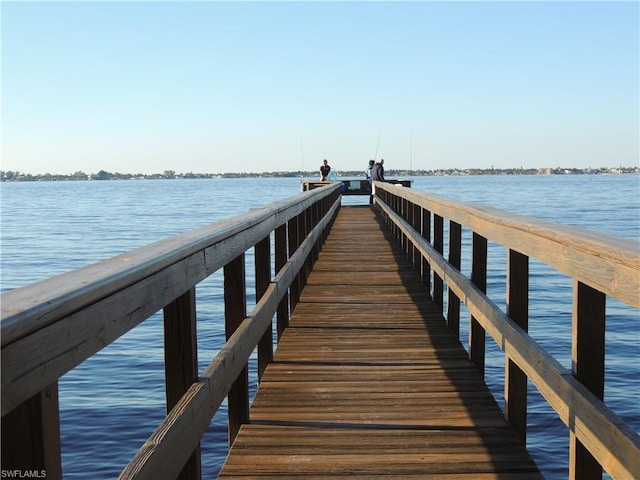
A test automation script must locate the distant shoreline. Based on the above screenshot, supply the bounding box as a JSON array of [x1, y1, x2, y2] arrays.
[[1, 166, 637, 182]]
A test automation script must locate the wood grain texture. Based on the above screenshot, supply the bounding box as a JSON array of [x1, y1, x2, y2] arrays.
[[1, 186, 341, 416], [376, 197, 640, 479], [1, 183, 342, 347], [219, 206, 541, 478], [376, 183, 640, 309]]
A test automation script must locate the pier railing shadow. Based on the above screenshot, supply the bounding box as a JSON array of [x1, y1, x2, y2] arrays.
[[3, 179, 638, 479], [1, 183, 342, 479], [373, 181, 640, 480]]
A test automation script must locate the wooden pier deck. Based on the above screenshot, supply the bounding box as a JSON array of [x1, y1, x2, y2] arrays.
[[219, 205, 542, 479]]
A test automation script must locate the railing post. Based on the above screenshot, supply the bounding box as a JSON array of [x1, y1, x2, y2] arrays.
[[391, 193, 399, 238], [255, 235, 273, 381], [1, 383, 62, 480], [301, 209, 311, 286], [447, 221, 462, 336], [505, 250, 529, 443], [411, 203, 420, 273], [570, 281, 605, 480], [312, 201, 320, 262], [163, 288, 201, 480], [275, 223, 289, 339], [401, 198, 409, 257], [470, 232, 487, 374], [433, 214, 444, 311], [224, 254, 248, 446], [288, 215, 301, 312], [421, 208, 431, 298]]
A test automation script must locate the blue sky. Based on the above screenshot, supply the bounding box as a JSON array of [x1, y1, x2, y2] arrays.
[[2, 1, 638, 174]]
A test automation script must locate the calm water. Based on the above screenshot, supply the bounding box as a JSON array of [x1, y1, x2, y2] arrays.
[[1, 175, 638, 479]]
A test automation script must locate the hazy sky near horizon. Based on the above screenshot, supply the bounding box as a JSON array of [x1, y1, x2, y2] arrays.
[[2, 1, 638, 175]]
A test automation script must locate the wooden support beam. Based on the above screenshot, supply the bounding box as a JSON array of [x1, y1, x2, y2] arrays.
[[401, 198, 409, 256], [433, 215, 444, 311], [255, 235, 273, 381], [1, 382, 62, 479], [447, 221, 462, 336], [301, 210, 311, 287], [570, 281, 605, 480], [505, 250, 529, 443], [163, 288, 201, 480], [411, 203, 422, 272], [470, 233, 487, 374], [421, 208, 431, 296], [288, 216, 301, 312], [224, 254, 248, 446], [275, 224, 288, 339]]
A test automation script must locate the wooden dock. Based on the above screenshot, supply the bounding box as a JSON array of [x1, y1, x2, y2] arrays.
[[4, 182, 636, 479], [219, 206, 542, 478]]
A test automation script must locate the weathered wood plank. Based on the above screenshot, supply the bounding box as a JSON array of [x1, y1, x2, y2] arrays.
[[377, 183, 639, 309], [375, 196, 640, 479], [570, 280, 606, 480], [506, 249, 529, 443], [224, 254, 249, 446], [1, 185, 342, 416], [162, 288, 201, 480], [119, 195, 342, 479], [219, 206, 541, 478], [1, 184, 342, 347]]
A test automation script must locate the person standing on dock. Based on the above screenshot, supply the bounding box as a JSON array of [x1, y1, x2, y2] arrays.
[[366, 159, 376, 204], [320, 159, 331, 181], [370, 159, 386, 204], [366, 160, 375, 180], [371, 159, 386, 183]]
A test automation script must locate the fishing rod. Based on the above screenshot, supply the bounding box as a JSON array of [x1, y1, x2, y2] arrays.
[[300, 137, 305, 183], [410, 130, 413, 181], [373, 129, 381, 161]]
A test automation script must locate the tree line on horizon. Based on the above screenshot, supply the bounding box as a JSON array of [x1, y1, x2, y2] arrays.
[[1, 165, 637, 182]]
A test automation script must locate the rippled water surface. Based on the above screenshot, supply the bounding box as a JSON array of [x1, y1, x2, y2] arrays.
[[1, 174, 638, 479]]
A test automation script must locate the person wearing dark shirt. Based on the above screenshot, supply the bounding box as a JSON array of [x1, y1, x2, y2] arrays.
[[320, 159, 331, 181], [370, 159, 386, 201], [371, 159, 386, 181]]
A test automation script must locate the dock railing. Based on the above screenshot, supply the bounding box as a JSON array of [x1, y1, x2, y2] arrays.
[[374, 181, 640, 480], [1, 183, 342, 479]]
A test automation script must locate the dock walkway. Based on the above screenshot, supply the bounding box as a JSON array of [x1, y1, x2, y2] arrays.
[[219, 205, 542, 478]]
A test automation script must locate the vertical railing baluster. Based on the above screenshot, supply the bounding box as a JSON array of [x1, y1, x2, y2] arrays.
[[570, 281, 605, 480], [433, 214, 444, 311], [447, 221, 462, 336], [163, 288, 201, 480], [470, 233, 487, 374], [392, 193, 399, 238], [505, 250, 529, 443], [288, 215, 301, 311], [224, 254, 248, 445], [255, 235, 273, 381], [275, 223, 288, 339], [422, 208, 431, 299], [411, 203, 420, 273], [401, 198, 409, 256], [1, 383, 62, 480], [312, 200, 320, 262], [301, 209, 311, 286], [393, 194, 400, 244]]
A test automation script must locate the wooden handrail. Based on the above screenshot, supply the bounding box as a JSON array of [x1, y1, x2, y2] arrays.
[[374, 182, 640, 480], [375, 182, 639, 309], [120, 195, 341, 479], [1, 183, 341, 478]]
